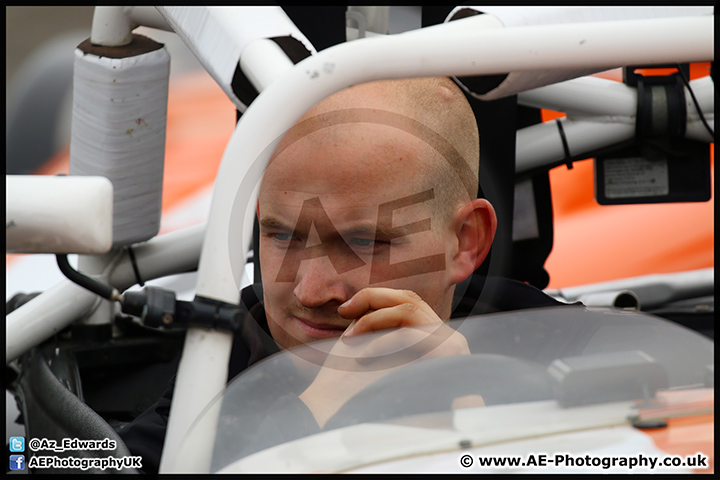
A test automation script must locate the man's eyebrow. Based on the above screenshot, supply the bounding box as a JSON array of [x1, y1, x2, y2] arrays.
[[342, 223, 410, 239], [259, 217, 292, 230], [260, 217, 410, 239]]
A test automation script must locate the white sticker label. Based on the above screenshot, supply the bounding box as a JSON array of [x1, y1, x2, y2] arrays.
[[603, 157, 669, 199]]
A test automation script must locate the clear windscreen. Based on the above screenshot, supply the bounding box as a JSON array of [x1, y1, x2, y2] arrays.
[[176, 306, 713, 473]]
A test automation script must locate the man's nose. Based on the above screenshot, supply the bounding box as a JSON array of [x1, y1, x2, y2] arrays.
[[293, 256, 349, 308]]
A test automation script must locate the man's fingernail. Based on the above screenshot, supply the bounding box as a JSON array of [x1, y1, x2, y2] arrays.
[[339, 299, 351, 309], [342, 322, 356, 337]]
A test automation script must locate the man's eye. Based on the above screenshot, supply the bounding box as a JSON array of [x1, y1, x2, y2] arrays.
[[273, 233, 294, 241], [350, 238, 378, 248]]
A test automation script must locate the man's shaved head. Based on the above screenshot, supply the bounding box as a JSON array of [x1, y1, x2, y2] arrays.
[[269, 77, 480, 225]]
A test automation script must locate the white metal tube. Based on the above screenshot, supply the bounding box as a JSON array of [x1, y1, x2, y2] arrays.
[[518, 76, 638, 117], [164, 14, 713, 473], [519, 75, 716, 128], [76, 249, 124, 326], [519, 75, 715, 125], [6, 280, 100, 364], [128, 6, 173, 32], [516, 118, 635, 173], [6, 224, 204, 364], [109, 223, 205, 290], [685, 75, 715, 142], [546, 268, 714, 310], [159, 15, 309, 474], [448, 6, 714, 29], [686, 117, 715, 142], [239, 38, 297, 92], [162, 331, 233, 473], [687, 76, 715, 116], [516, 74, 715, 170], [6, 175, 113, 255], [91, 6, 134, 46], [446, 7, 714, 101], [515, 113, 713, 174], [576, 290, 640, 310], [91, 6, 172, 46]]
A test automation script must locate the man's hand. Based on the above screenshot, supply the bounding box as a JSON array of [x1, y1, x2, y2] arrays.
[[298, 287, 471, 428], [338, 288, 444, 336]]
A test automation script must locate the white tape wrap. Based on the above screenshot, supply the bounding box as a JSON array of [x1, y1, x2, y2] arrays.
[[446, 6, 714, 101], [69, 36, 170, 247]]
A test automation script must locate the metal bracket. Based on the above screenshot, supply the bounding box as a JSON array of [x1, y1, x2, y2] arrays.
[[121, 287, 244, 332]]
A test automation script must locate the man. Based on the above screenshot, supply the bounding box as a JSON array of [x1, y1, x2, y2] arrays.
[[119, 76, 569, 472], [255, 76, 494, 427]]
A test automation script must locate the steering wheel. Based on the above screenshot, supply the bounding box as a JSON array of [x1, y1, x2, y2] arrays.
[[324, 353, 552, 430]]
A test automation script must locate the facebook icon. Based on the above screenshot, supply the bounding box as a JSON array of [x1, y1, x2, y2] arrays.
[[9, 455, 25, 471]]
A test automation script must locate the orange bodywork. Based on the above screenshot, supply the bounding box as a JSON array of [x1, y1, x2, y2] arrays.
[[543, 63, 714, 288], [637, 389, 714, 474], [544, 152, 714, 289], [644, 413, 715, 474]]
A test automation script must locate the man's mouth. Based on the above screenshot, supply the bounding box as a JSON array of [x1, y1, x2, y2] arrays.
[[292, 316, 348, 339]]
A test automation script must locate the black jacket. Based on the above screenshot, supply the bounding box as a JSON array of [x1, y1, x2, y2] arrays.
[[118, 275, 574, 473]]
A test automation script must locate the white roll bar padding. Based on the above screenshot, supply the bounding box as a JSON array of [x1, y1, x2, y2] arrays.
[[69, 42, 170, 247], [158, 14, 713, 473], [157, 6, 317, 113], [6, 175, 113, 255], [445, 6, 715, 101]]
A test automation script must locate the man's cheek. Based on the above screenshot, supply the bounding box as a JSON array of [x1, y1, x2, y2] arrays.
[[263, 276, 293, 305], [370, 240, 445, 284], [259, 241, 285, 281], [369, 190, 445, 285]]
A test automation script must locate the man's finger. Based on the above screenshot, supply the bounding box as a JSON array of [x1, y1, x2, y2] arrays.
[[354, 326, 442, 363], [338, 287, 429, 320], [344, 302, 435, 336]]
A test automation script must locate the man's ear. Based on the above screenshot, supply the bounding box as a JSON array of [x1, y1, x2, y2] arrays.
[[449, 198, 497, 285]]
